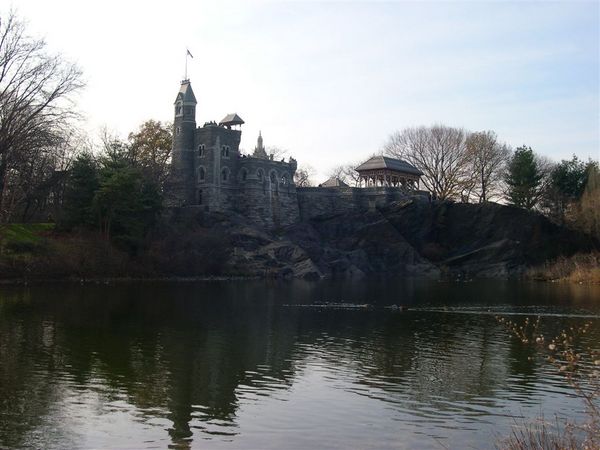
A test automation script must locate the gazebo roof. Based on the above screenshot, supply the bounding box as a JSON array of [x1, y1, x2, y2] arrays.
[[355, 155, 423, 176], [219, 113, 245, 126]]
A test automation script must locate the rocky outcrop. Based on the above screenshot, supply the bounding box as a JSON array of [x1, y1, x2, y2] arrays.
[[213, 200, 597, 279], [379, 200, 596, 277]]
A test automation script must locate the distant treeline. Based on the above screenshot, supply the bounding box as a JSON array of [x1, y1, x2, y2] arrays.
[[327, 127, 599, 240]]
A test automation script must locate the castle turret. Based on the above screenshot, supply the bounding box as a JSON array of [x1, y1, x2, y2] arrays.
[[170, 80, 197, 205]]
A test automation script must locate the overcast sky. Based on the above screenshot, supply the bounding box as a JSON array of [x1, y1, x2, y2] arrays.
[[10, 0, 600, 181]]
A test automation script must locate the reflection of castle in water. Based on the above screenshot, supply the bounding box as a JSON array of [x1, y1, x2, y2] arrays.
[[2, 282, 592, 448]]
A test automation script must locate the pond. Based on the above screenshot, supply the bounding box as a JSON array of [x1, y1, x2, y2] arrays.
[[0, 279, 599, 449]]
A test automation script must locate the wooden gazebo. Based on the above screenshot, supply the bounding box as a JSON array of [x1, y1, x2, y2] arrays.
[[355, 155, 423, 190]]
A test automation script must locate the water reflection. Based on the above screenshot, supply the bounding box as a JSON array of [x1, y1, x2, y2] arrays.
[[0, 280, 598, 449]]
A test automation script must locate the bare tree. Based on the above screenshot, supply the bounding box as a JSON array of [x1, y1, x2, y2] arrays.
[[383, 125, 471, 200], [328, 163, 361, 186], [0, 11, 83, 221], [465, 131, 511, 202], [294, 164, 316, 187], [535, 153, 556, 210], [266, 146, 288, 161], [0, 127, 84, 221]]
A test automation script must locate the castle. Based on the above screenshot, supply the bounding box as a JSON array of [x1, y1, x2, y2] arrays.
[[169, 80, 300, 228], [169, 80, 428, 229]]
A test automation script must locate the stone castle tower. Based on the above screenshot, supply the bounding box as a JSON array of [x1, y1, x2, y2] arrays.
[[169, 79, 300, 229]]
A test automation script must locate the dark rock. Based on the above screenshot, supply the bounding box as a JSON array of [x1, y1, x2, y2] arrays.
[[173, 201, 598, 280]]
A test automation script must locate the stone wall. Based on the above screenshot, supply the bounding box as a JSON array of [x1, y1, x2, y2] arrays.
[[236, 156, 299, 229], [296, 187, 430, 221], [194, 125, 242, 211], [236, 182, 299, 229]]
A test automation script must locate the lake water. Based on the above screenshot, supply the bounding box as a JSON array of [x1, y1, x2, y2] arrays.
[[0, 279, 599, 449]]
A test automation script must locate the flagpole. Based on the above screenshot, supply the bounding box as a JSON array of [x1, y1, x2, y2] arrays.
[[184, 49, 193, 81]]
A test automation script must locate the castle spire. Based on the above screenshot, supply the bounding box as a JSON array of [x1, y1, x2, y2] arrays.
[[257, 130, 264, 150], [253, 130, 268, 159]]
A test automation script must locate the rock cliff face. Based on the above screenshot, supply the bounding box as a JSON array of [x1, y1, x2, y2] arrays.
[[216, 200, 597, 279]]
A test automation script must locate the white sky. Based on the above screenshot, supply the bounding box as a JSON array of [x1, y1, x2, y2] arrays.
[[9, 0, 600, 182]]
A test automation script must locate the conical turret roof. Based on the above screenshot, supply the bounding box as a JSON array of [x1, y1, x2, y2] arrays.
[[175, 80, 197, 104]]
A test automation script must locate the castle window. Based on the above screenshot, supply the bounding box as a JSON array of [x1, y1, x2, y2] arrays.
[[257, 169, 264, 182], [270, 171, 277, 184], [221, 145, 230, 158], [176, 127, 181, 135], [221, 167, 229, 182], [198, 144, 205, 157], [281, 175, 288, 185], [198, 167, 205, 182], [175, 102, 182, 115]]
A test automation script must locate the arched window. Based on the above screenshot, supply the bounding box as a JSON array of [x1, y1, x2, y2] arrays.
[[198, 144, 205, 157], [257, 169, 264, 182], [240, 168, 248, 182], [270, 171, 277, 184], [175, 102, 182, 115], [221, 145, 230, 158], [281, 175, 288, 185], [198, 167, 205, 182], [176, 127, 181, 135], [221, 167, 229, 182]]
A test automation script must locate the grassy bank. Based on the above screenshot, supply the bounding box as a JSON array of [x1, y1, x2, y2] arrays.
[[527, 252, 600, 284], [0, 223, 55, 251], [0, 223, 231, 282]]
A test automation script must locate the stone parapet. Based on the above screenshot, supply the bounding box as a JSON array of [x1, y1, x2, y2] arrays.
[[296, 187, 429, 220]]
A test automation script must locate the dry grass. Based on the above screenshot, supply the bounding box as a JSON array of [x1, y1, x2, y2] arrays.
[[496, 417, 584, 450], [527, 252, 600, 284], [495, 317, 600, 450]]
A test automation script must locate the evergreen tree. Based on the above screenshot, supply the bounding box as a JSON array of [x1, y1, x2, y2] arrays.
[[93, 160, 162, 252], [544, 155, 591, 222], [505, 146, 543, 209], [62, 154, 99, 228]]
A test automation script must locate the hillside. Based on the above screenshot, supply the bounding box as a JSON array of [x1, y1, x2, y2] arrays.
[[0, 201, 596, 282]]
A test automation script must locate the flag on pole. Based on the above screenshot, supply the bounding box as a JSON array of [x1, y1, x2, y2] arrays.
[[187, 49, 193, 58]]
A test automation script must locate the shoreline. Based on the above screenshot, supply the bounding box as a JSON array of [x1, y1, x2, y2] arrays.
[[0, 273, 599, 287], [0, 275, 263, 286]]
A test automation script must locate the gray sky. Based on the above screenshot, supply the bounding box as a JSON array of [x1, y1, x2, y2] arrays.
[[12, 0, 600, 181]]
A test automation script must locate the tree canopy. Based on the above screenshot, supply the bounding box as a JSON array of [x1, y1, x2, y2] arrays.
[[0, 11, 83, 222], [505, 146, 544, 210], [127, 120, 172, 188], [384, 125, 472, 200]]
